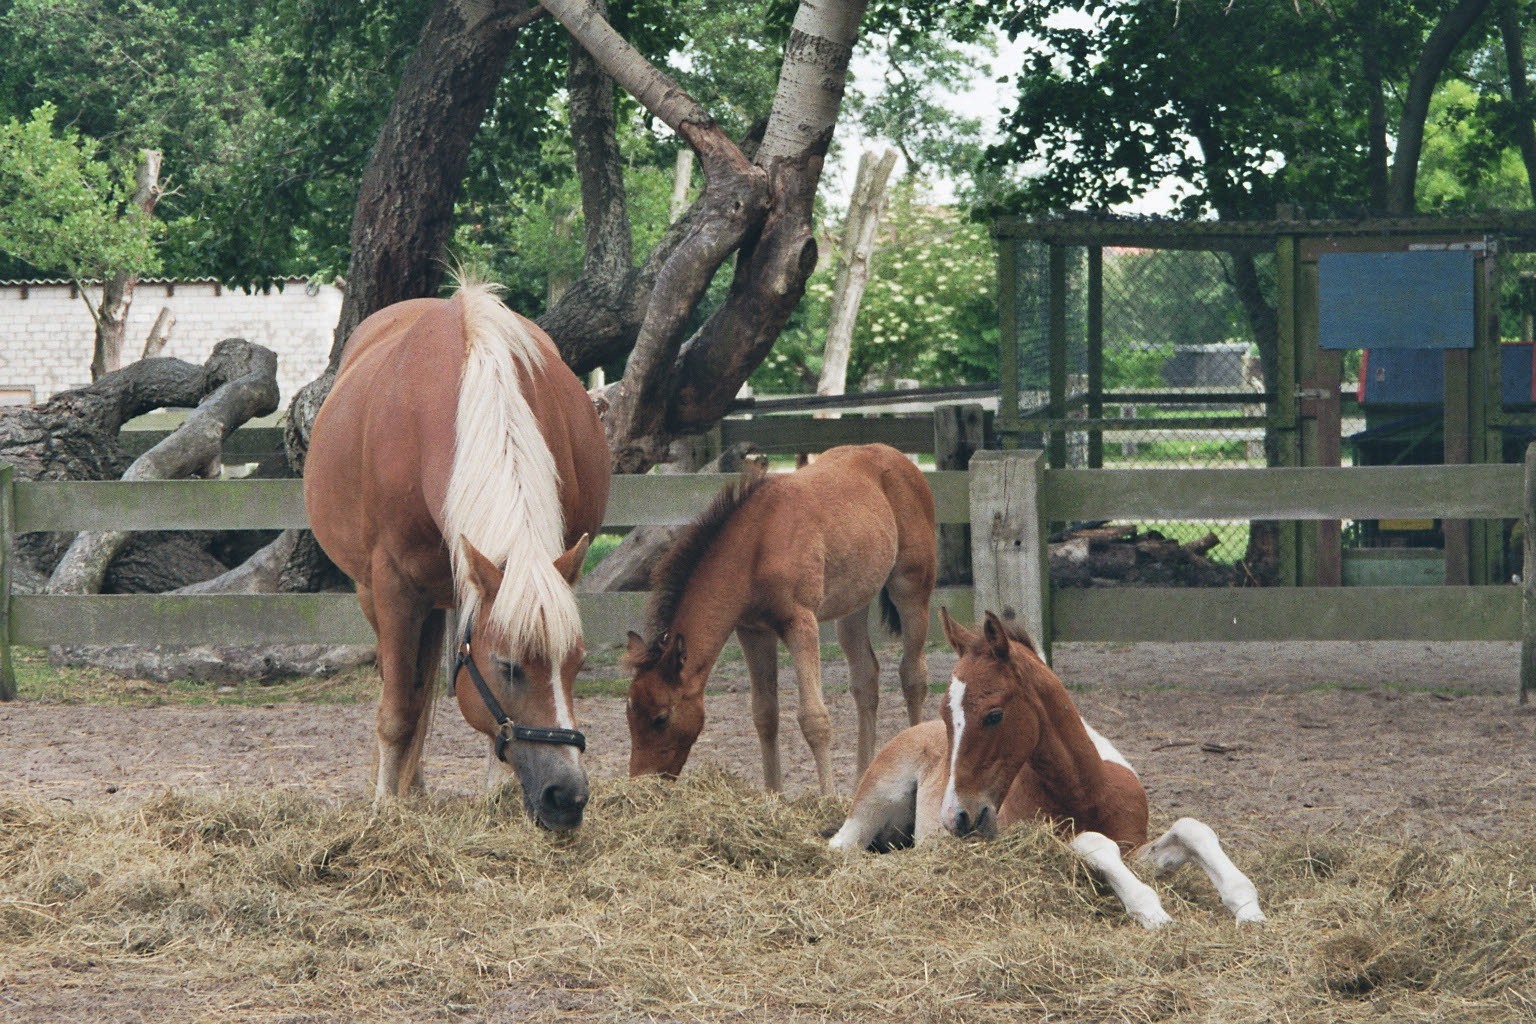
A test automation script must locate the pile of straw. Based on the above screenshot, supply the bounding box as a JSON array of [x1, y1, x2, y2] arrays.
[[2, 769, 1532, 1022]]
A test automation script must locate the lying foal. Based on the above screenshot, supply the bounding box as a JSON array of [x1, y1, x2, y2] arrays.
[[828, 610, 1263, 929]]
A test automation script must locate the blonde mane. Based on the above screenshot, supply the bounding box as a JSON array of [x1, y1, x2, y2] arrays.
[[441, 279, 581, 663]]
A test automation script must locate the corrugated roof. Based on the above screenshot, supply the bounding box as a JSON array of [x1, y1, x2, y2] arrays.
[[0, 275, 320, 288]]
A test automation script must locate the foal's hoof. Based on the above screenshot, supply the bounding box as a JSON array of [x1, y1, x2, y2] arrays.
[[1134, 907, 1174, 930]]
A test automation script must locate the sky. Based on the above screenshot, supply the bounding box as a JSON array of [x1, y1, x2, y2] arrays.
[[827, 33, 1030, 206]]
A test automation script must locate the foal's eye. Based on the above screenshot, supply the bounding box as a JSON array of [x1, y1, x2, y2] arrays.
[[982, 709, 1004, 727], [650, 713, 670, 731], [496, 659, 523, 682]]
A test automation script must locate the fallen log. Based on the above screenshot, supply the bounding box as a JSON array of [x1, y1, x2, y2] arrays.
[[1050, 524, 1241, 588]]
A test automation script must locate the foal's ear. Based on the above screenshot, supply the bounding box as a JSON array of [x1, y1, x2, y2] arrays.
[[463, 541, 504, 600], [625, 630, 649, 665], [982, 611, 1012, 661], [554, 533, 591, 585], [939, 607, 977, 654], [659, 631, 686, 679]]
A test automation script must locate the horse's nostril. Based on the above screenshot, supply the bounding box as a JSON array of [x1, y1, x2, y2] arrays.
[[954, 809, 972, 836], [541, 783, 587, 812]]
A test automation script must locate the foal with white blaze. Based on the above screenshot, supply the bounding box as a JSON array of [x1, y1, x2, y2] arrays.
[[829, 610, 1264, 929]]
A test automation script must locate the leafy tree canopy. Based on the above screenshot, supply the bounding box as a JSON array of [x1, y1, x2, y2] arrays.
[[981, 0, 1529, 218], [0, 102, 161, 281]]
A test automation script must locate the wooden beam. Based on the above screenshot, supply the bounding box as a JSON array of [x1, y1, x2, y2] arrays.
[[1044, 464, 1521, 521], [1054, 586, 1518, 642], [14, 479, 311, 532]]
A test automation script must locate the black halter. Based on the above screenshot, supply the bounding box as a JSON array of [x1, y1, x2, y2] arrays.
[[452, 618, 587, 763]]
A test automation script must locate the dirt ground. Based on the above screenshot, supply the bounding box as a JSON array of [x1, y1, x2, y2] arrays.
[[4, 639, 1533, 844]]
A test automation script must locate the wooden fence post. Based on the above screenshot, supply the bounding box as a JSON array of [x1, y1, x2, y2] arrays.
[[935, 403, 985, 585], [1522, 443, 1535, 704], [969, 449, 1051, 664], [0, 463, 15, 701]]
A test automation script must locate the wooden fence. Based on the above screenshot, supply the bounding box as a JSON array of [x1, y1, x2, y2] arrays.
[[3, 447, 1532, 703]]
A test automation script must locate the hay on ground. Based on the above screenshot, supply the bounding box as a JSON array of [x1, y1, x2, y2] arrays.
[[1, 770, 1532, 1023]]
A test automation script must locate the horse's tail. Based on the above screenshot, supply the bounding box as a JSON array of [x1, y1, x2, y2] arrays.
[[396, 608, 446, 795], [878, 584, 901, 636], [441, 279, 580, 663]]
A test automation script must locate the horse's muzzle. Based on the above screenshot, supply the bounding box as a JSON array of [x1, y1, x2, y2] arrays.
[[535, 780, 589, 831]]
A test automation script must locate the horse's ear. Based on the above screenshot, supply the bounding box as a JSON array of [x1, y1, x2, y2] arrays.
[[940, 607, 976, 654], [741, 458, 768, 484], [660, 631, 686, 680], [554, 533, 591, 585], [982, 611, 1012, 660], [625, 630, 649, 666], [463, 541, 504, 600]]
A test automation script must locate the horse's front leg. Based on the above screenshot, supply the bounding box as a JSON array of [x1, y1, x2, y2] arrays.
[[368, 581, 433, 801], [1137, 817, 1265, 923], [835, 607, 880, 781], [783, 610, 835, 796], [737, 625, 783, 792], [1069, 832, 1173, 930]]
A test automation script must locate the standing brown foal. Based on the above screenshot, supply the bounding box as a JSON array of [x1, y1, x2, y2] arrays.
[[304, 281, 609, 829], [626, 444, 936, 795]]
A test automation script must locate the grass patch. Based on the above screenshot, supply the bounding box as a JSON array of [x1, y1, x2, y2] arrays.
[[2, 778, 1532, 1023], [12, 647, 376, 707]]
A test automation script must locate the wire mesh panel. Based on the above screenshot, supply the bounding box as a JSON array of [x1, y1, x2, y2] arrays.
[[1006, 236, 1274, 572]]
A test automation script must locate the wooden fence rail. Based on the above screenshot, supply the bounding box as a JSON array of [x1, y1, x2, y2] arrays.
[[3, 450, 1531, 703]]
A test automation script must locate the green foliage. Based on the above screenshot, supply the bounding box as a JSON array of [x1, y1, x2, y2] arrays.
[[983, 0, 1517, 218], [0, 103, 161, 280], [753, 181, 997, 392]]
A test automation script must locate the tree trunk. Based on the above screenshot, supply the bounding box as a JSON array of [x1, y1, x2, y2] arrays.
[[817, 148, 898, 414], [1361, 0, 1390, 209], [670, 148, 694, 221], [1387, 0, 1495, 212], [0, 342, 280, 592], [141, 306, 175, 360], [328, 0, 538, 355], [1500, 0, 1536, 205], [47, 339, 280, 595], [91, 150, 162, 380]]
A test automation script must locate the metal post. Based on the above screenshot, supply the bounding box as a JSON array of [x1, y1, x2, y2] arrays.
[[1087, 246, 1104, 469], [997, 236, 1020, 448], [1523, 442, 1535, 704], [1048, 246, 1068, 469]]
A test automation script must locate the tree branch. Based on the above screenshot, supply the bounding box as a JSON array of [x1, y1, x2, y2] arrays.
[[1500, 0, 1536, 206], [1387, 0, 1494, 212], [47, 340, 280, 595], [329, 0, 534, 354]]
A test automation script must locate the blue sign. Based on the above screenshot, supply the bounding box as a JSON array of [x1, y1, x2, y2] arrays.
[[1319, 251, 1475, 350]]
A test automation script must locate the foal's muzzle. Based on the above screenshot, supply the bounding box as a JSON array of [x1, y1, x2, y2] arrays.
[[949, 804, 996, 839]]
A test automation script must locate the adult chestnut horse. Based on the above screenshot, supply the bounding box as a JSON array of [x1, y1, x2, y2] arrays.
[[626, 444, 935, 795], [829, 611, 1264, 929], [304, 281, 609, 830]]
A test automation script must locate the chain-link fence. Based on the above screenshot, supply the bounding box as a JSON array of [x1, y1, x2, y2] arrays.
[[1009, 238, 1272, 569]]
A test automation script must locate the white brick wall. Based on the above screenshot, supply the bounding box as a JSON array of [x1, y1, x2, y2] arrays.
[[0, 278, 343, 405]]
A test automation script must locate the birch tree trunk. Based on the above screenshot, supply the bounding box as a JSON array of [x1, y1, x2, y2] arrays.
[[141, 307, 175, 360], [91, 150, 162, 380], [816, 148, 898, 416], [670, 148, 694, 221]]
